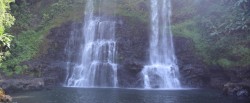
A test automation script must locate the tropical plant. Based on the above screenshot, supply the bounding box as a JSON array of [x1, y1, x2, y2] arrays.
[[0, 0, 15, 64]]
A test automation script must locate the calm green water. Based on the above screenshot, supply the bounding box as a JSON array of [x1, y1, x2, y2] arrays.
[[12, 87, 249, 103]]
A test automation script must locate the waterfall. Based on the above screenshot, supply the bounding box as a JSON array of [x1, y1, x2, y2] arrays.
[[65, 0, 118, 87], [141, 0, 181, 89]]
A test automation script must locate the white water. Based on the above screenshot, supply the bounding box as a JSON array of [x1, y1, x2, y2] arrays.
[[141, 0, 181, 89], [65, 0, 118, 87]]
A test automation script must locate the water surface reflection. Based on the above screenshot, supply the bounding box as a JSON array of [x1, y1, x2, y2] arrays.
[[12, 87, 249, 103]]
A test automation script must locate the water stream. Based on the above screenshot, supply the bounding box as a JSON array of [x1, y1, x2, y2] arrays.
[[65, 0, 118, 87], [141, 0, 181, 88]]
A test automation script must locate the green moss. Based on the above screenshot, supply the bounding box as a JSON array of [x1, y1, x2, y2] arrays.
[[172, 19, 209, 61], [172, 20, 200, 40], [217, 58, 233, 68], [229, 45, 250, 67], [2, 30, 42, 74], [116, 0, 149, 22], [172, 0, 250, 69], [172, 18, 250, 69]]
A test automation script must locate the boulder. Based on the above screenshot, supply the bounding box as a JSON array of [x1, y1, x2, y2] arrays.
[[0, 95, 12, 102], [0, 88, 12, 102], [223, 82, 250, 98]]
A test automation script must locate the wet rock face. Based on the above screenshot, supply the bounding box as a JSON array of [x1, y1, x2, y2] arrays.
[[174, 37, 197, 65], [208, 67, 230, 89], [0, 21, 80, 92], [173, 36, 210, 88], [14, 22, 83, 91], [14, 16, 149, 89], [116, 16, 149, 87], [179, 64, 210, 88], [0, 78, 44, 93], [208, 67, 250, 89], [116, 17, 149, 66], [173, 36, 250, 92], [118, 66, 143, 88], [21, 16, 149, 88]]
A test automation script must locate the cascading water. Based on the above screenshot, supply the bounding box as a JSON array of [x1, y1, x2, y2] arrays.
[[65, 0, 118, 87], [141, 0, 181, 89]]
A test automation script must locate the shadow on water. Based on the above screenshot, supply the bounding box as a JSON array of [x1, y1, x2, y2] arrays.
[[12, 87, 250, 103]]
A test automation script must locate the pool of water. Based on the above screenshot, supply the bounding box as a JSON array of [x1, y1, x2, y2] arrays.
[[12, 87, 249, 103]]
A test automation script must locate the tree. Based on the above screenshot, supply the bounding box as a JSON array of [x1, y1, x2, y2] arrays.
[[0, 0, 15, 63]]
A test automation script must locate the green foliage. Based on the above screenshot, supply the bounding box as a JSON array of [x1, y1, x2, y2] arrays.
[[1, 30, 39, 75], [172, 20, 200, 40], [116, 0, 149, 22], [0, 0, 15, 71], [0, 0, 15, 28], [199, 0, 250, 35], [10, 1, 34, 33], [1, 0, 86, 75], [172, 0, 250, 69], [217, 58, 233, 68], [197, 0, 250, 68]]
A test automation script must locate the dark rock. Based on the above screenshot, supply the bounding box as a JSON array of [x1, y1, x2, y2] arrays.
[[237, 90, 248, 97], [123, 62, 144, 72], [179, 64, 210, 88], [0, 78, 44, 93], [0, 95, 12, 103], [223, 83, 250, 98], [173, 36, 250, 92], [116, 16, 149, 65], [116, 16, 149, 87], [209, 67, 250, 89], [137, 1, 149, 12], [118, 67, 143, 88], [174, 36, 209, 88], [207, 67, 230, 89], [0, 22, 82, 93], [174, 36, 204, 66], [26, 22, 83, 86]]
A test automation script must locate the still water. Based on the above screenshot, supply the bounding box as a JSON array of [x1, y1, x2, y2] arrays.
[[12, 87, 249, 103]]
